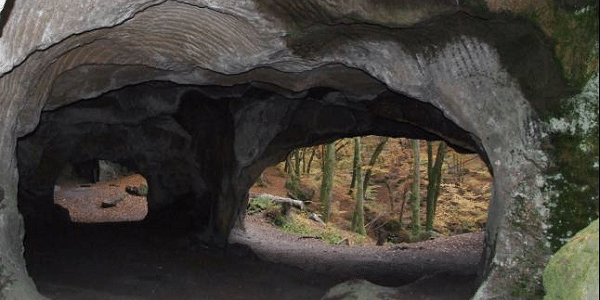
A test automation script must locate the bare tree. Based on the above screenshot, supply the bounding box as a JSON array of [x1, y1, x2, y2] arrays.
[[348, 137, 361, 195], [286, 149, 301, 196], [425, 141, 447, 233], [351, 137, 366, 235], [362, 136, 389, 199], [319, 142, 335, 222], [306, 146, 318, 175], [410, 139, 421, 237]]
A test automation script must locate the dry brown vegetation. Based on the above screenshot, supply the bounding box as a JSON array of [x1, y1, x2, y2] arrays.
[[250, 136, 492, 245]]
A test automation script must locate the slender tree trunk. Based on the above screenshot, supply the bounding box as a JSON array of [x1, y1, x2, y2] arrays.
[[306, 146, 317, 175], [321, 145, 325, 169], [348, 138, 360, 195], [351, 137, 366, 235], [410, 139, 421, 238], [427, 141, 433, 178], [286, 149, 301, 197], [284, 152, 292, 174], [384, 181, 394, 212], [398, 183, 409, 228], [301, 148, 307, 174], [294, 149, 301, 179], [426, 142, 447, 232], [319, 142, 335, 222], [362, 136, 389, 199]]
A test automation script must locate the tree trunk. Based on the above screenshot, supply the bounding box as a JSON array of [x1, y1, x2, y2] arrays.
[[351, 137, 366, 235], [348, 138, 360, 195], [410, 139, 421, 237], [294, 149, 301, 179], [427, 141, 433, 178], [301, 148, 307, 174], [426, 142, 447, 232], [362, 136, 389, 199], [319, 142, 335, 223], [284, 152, 291, 174], [384, 181, 394, 212], [306, 146, 317, 175], [398, 182, 409, 228], [286, 149, 301, 195], [249, 193, 304, 209]]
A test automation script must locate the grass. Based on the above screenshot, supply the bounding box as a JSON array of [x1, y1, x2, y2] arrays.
[[247, 196, 280, 215], [278, 212, 367, 245]]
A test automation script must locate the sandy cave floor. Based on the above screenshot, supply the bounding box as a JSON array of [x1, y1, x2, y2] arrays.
[[23, 174, 484, 299]]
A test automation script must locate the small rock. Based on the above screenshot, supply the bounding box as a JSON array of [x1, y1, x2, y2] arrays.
[[101, 194, 126, 208], [308, 213, 326, 226], [126, 185, 147, 196]]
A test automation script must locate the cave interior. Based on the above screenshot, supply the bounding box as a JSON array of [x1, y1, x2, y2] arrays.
[[17, 77, 487, 298]]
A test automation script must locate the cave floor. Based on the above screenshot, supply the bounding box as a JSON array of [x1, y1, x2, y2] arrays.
[[25, 171, 482, 299], [24, 216, 481, 300]]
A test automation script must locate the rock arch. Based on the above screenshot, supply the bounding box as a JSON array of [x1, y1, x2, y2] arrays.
[[0, 1, 569, 299]]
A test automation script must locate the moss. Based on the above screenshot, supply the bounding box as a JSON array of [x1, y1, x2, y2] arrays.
[[247, 196, 279, 215], [138, 184, 148, 196], [549, 3, 599, 89], [510, 273, 546, 299], [544, 72, 599, 252], [500, 192, 549, 298], [506, 0, 599, 89], [543, 219, 599, 300]]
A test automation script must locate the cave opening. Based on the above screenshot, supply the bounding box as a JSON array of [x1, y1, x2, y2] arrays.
[[253, 136, 492, 244], [53, 160, 149, 223], [17, 80, 490, 299]]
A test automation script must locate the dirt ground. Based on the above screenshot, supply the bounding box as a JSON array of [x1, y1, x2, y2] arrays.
[[25, 165, 485, 299], [25, 220, 482, 300]]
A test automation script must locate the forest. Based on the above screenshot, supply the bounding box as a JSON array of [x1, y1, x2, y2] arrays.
[[248, 136, 493, 246]]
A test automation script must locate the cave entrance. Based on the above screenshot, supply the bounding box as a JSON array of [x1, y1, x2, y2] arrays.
[[54, 160, 149, 223], [248, 137, 491, 243], [241, 136, 490, 294], [17, 81, 491, 299]]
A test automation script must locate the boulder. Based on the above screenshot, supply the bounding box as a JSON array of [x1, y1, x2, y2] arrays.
[[543, 219, 599, 300], [321, 279, 402, 300]]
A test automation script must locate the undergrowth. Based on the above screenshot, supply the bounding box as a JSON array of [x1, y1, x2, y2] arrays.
[[280, 213, 366, 245]]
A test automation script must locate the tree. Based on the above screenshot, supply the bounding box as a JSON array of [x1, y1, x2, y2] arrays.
[[348, 137, 361, 195], [410, 139, 421, 237], [362, 136, 389, 199], [285, 149, 301, 196], [319, 142, 335, 222], [306, 146, 318, 174], [425, 141, 447, 233], [351, 137, 366, 235]]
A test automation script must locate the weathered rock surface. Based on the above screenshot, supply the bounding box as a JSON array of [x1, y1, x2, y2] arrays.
[[321, 274, 479, 300], [321, 279, 402, 300], [0, 0, 580, 299], [543, 218, 599, 300]]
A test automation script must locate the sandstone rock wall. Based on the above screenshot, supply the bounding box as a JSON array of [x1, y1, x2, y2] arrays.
[[0, 1, 580, 299]]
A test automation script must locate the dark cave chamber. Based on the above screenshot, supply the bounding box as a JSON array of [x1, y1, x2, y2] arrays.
[[17, 80, 487, 299]]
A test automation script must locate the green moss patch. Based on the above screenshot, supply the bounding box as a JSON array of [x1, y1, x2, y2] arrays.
[[543, 218, 599, 300]]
